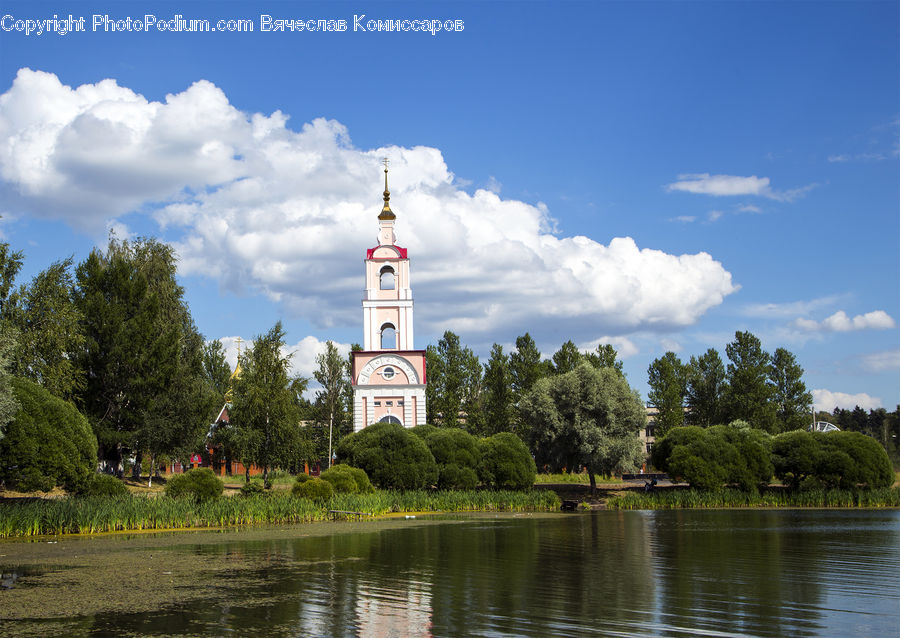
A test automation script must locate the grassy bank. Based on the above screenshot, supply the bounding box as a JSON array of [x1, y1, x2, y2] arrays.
[[0, 489, 562, 538], [608, 486, 900, 510], [534, 473, 622, 484]]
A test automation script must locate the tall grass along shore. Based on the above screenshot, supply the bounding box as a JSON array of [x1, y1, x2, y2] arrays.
[[608, 487, 900, 510], [0, 489, 562, 538]]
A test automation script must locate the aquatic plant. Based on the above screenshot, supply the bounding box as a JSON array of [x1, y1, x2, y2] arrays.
[[607, 486, 900, 510], [0, 489, 562, 538]]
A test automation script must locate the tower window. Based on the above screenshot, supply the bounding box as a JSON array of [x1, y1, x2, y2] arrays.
[[382, 366, 395, 380], [379, 266, 395, 290], [380, 323, 397, 349]]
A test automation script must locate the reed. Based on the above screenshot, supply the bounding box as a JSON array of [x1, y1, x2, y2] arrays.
[[607, 486, 900, 510], [0, 489, 562, 538]]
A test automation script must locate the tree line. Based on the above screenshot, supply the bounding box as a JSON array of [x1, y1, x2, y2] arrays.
[[1, 234, 894, 493]]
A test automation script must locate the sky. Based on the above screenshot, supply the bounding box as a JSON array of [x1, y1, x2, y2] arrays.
[[0, 1, 897, 412]]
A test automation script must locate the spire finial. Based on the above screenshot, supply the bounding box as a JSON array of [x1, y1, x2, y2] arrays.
[[379, 157, 396, 220]]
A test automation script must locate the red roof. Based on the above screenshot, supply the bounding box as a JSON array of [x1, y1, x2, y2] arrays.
[[367, 245, 408, 259]]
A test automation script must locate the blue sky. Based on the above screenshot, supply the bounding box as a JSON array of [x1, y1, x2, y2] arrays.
[[0, 1, 897, 411]]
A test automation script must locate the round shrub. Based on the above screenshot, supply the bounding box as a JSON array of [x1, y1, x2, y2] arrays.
[[164, 467, 224, 502], [240, 479, 266, 496], [321, 464, 360, 494], [292, 476, 334, 503], [79, 473, 129, 497], [773, 430, 893, 490], [410, 424, 439, 440], [652, 425, 772, 491], [0, 377, 97, 492], [424, 428, 480, 490], [337, 422, 438, 490], [478, 432, 536, 490], [294, 472, 313, 484]]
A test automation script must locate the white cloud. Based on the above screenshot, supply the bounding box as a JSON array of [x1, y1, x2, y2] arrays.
[[742, 295, 842, 319], [812, 389, 882, 411], [796, 310, 896, 333], [217, 335, 350, 382], [665, 173, 815, 202], [707, 210, 723, 222], [670, 215, 696, 223], [0, 69, 739, 340], [580, 336, 639, 359], [737, 204, 762, 213], [860, 349, 900, 372]]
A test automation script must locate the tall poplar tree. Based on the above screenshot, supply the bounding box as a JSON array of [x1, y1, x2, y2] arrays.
[[510, 333, 545, 401], [482, 343, 514, 435], [647, 352, 687, 437], [768, 347, 812, 433], [231, 321, 303, 486], [426, 331, 482, 429], [551, 340, 583, 375], [685, 348, 726, 427], [585, 343, 624, 376], [724, 331, 777, 432], [314, 340, 349, 467]]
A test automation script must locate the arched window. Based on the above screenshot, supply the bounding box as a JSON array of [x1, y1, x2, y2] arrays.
[[380, 323, 397, 349], [379, 266, 395, 290], [379, 415, 402, 425]]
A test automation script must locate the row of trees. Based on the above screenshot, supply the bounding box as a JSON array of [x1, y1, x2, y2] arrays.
[[0, 237, 344, 488], [647, 332, 813, 437]]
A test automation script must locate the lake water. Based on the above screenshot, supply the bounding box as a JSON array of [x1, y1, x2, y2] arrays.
[[2, 509, 898, 636]]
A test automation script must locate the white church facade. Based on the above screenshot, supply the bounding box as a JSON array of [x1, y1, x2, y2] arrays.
[[350, 164, 427, 431]]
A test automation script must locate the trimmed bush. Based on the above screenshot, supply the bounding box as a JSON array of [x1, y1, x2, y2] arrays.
[[652, 424, 773, 491], [337, 422, 438, 490], [479, 432, 536, 490], [0, 377, 97, 492], [164, 468, 224, 503], [240, 479, 266, 496], [78, 473, 129, 497], [321, 464, 368, 494], [294, 472, 313, 484], [424, 428, 481, 490], [773, 430, 893, 490], [410, 424, 439, 440], [292, 476, 334, 503]]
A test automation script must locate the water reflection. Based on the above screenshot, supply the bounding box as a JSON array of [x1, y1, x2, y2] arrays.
[[7, 510, 898, 637]]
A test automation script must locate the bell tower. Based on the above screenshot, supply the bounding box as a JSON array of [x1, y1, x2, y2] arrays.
[[350, 161, 427, 431]]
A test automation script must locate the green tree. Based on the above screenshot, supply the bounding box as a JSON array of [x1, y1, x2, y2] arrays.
[[0, 242, 24, 315], [4, 258, 85, 401], [724, 331, 777, 432], [75, 237, 203, 475], [0, 323, 19, 440], [423, 427, 481, 489], [141, 319, 217, 486], [426, 331, 482, 430], [509, 333, 546, 400], [482, 343, 514, 435], [202, 339, 233, 402], [768, 347, 812, 433], [550, 340, 582, 375], [647, 352, 687, 437], [685, 348, 726, 427], [0, 377, 97, 492], [521, 362, 644, 493], [584, 343, 624, 375], [229, 322, 304, 486], [314, 340, 349, 467]]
